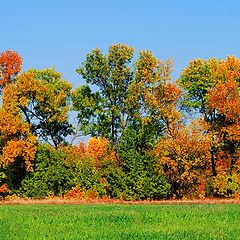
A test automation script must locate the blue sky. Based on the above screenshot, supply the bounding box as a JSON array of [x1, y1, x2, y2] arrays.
[[1, 0, 240, 88]]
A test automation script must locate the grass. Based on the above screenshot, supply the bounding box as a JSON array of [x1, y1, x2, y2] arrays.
[[0, 204, 240, 239]]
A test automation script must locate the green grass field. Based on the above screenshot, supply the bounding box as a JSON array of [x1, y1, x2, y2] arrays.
[[0, 204, 240, 239]]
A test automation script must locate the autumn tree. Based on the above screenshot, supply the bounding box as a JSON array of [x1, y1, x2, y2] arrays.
[[133, 54, 214, 198], [0, 82, 37, 189], [179, 58, 219, 177], [0, 66, 72, 190], [130, 51, 182, 138], [0, 50, 35, 189], [179, 56, 240, 196], [17, 68, 73, 148], [207, 62, 240, 196], [0, 50, 22, 89], [155, 121, 212, 198]]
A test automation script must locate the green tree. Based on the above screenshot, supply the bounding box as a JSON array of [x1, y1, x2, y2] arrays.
[[75, 44, 134, 144], [114, 126, 171, 200], [75, 44, 180, 145], [178, 58, 218, 118]]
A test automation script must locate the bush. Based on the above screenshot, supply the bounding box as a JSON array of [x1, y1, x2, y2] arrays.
[[74, 158, 118, 198], [212, 173, 240, 198], [0, 183, 9, 200], [18, 144, 74, 198], [64, 185, 84, 200]]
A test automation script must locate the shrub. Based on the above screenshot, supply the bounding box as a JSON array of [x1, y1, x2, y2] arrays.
[[18, 144, 74, 198], [64, 185, 84, 200], [64, 138, 119, 198], [212, 173, 240, 197], [0, 183, 9, 200], [155, 122, 212, 198], [73, 158, 116, 198]]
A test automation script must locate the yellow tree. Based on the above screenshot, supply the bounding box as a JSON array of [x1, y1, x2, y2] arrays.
[[16, 68, 72, 148], [129, 51, 182, 135]]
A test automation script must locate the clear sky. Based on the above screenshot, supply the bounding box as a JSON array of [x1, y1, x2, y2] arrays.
[[1, 0, 240, 88]]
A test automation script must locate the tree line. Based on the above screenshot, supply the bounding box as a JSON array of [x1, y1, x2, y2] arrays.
[[0, 44, 239, 200]]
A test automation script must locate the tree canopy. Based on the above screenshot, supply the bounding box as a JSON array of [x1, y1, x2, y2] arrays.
[[0, 46, 239, 200]]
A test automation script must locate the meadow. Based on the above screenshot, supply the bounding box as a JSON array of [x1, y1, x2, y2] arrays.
[[0, 204, 240, 239]]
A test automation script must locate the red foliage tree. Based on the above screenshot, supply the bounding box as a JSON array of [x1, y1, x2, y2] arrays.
[[0, 50, 22, 88]]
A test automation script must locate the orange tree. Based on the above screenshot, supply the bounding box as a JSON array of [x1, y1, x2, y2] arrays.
[[0, 52, 72, 191], [0, 50, 33, 190], [155, 121, 212, 198], [207, 63, 240, 196], [179, 56, 240, 197], [0, 76, 37, 190]]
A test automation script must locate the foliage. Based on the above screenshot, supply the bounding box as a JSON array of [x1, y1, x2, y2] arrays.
[[178, 58, 218, 111], [0, 46, 239, 201], [130, 51, 182, 136], [115, 126, 171, 200], [71, 85, 100, 141], [64, 137, 116, 166], [75, 44, 135, 144], [0, 183, 9, 199], [64, 185, 84, 199], [0, 50, 22, 88], [17, 68, 73, 148], [19, 144, 74, 198], [211, 173, 240, 197], [155, 121, 212, 198], [64, 137, 118, 198], [179, 56, 240, 194], [73, 158, 110, 198], [0, 83, 37, 173], [207, 76, 240, 177]]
